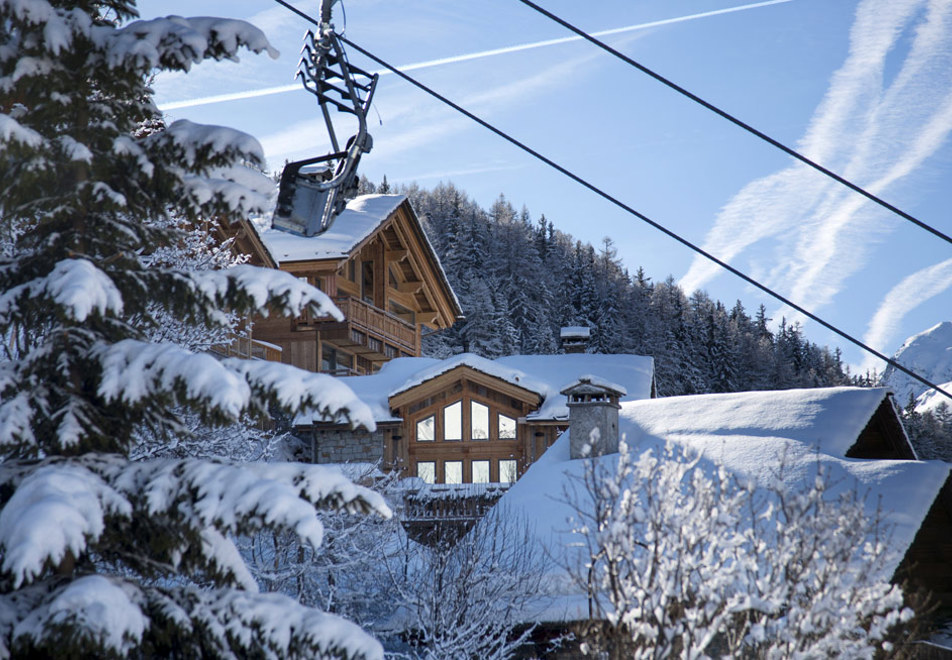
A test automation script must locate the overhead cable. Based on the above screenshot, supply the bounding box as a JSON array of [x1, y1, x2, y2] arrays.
[[269, 0, 952, 404], [515, 0, 952, 248]]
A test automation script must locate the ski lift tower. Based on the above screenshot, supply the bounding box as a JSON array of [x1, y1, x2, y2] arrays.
[[272, 0, 378, 236]]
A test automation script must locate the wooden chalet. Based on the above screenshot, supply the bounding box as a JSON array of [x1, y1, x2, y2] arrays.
[[227, 194, 462, 375], [296, 352, 656, 480]]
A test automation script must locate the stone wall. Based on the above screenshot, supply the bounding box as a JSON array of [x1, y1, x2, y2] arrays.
[[311, 429, 385, 464]]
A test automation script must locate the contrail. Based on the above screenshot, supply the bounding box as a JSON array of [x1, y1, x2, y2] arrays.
[[158, 0, 793, 111]]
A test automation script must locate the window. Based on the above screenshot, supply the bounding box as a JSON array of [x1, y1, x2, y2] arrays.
[[416, 415, 435, 441], [471, 401, 489, 440], [444, 461, 463, 484], [417, 461, 435, 484], [337, 352, 353, 372], [321, 347, 338, 373], [362, 261, 374, 303], [499, 414, 516, 439], [444, 401, 462, 441], [499, 459, 517, 484], [472, 460, 490, 484]]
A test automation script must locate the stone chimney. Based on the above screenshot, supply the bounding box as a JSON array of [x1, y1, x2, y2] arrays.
[[561, 376, 626, 459], [560, 326, 591, 354]]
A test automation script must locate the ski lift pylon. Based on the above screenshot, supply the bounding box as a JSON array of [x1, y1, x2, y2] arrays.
[[272, 0, 378, 237]]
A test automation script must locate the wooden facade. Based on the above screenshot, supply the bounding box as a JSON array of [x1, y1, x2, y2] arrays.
[[387, 365, 567, 484], [232, 198, 461, 375]]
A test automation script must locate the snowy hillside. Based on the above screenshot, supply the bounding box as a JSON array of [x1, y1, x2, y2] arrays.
[[881, 321, 952, 405]]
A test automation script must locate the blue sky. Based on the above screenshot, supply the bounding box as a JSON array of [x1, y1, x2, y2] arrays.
[[138, 0, 952, 376]]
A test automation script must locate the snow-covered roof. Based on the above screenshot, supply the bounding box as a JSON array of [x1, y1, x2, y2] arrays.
[[294, 353, 655, 427], [560, 326, 591, 339], [259, 194, 406, 264], [500, 387, 952, 623], [389, 353, 551, 400]]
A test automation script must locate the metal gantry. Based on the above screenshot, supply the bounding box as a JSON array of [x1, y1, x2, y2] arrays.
[[272, 0, 378, 236]]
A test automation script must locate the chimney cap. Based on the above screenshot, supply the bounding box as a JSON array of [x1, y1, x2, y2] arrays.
[[560, 375, 628, 398], [560, 326, 591, 339]]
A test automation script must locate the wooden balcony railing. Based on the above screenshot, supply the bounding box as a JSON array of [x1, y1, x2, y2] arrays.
[[333, 297, 418, 355], [212, 335, 283, 362]]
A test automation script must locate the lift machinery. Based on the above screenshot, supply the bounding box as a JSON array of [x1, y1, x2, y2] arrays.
[[271, 0, 378, 236]]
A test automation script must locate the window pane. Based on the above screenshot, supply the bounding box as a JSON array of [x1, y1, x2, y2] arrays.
[[499, 459, 517, 484], [499, 414, 516, 439], [472, 401, 489, 440], [472, 460, 490, 484], [445, 461, 463, 484], [416, 415, 435, 441], [417, 462, 435, 484], [444, 401, 462, 441]]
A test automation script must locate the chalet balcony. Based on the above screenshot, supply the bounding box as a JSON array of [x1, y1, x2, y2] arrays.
[[399, 482, 510, 545], [212, 335, 284, 362], [314, 296, 420, 359]]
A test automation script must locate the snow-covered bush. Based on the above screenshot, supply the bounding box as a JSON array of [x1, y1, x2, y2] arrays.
[[569, 440, 915, 658], [380, 505, 542, 659], [0, 2, 389, 657]]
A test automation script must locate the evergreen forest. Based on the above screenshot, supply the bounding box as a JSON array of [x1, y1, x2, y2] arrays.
[[361, 178, 857, 397]]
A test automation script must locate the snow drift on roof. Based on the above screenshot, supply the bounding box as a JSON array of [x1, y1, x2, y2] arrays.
[[500, 386, 951, 623], [389, 353, 551, 400], [560, 326, 591, 338], [260, 194, 406, 264]]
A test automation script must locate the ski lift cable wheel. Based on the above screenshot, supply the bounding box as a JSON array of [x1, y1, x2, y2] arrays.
[[272, 0, 378, 237]]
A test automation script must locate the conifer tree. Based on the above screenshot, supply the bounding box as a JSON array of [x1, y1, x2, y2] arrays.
[[0, 2, 388, 656]]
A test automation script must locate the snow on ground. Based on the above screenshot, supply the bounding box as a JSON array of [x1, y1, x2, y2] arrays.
[[915, 378, 952, 414], [882, 321, 952, 404], [500, 387, 952, 623]]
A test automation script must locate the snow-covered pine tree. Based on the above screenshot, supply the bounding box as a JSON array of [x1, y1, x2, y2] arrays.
[[0, 2, 389, 657]]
